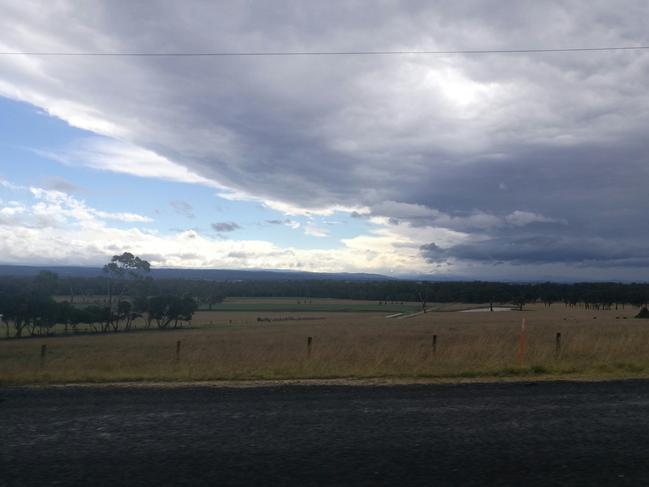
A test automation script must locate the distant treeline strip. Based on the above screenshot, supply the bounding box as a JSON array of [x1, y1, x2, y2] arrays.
[[1, 274, 648, 307]]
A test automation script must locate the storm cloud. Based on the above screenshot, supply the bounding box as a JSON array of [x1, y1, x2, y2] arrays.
[[2, 1, 649, 277], [421, 237, 649, 267]]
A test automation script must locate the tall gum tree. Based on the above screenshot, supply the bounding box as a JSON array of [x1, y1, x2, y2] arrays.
[[103, 252, 151, 331]]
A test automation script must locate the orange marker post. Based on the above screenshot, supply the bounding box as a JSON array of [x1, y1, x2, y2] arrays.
[[517, 318, 526, 366]]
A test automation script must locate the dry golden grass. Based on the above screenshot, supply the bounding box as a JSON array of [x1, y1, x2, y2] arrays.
[[1, 303, 648, 385]]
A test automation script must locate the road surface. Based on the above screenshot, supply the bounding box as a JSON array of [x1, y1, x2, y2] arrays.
[[3, 380, 649, 486]]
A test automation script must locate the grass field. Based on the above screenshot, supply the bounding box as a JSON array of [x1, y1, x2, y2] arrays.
[[1, 300, 648, 385]]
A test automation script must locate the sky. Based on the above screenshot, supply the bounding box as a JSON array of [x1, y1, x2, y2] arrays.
[[1, 1, 649, 280]]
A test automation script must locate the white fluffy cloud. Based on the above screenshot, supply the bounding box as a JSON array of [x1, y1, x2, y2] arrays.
[[0, 178, 432, 273], [0, 180, 153, 229], [28, 187, 152, 224]]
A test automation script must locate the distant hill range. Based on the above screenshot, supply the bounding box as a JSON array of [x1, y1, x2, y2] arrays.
[[0, 265, 393, 281]]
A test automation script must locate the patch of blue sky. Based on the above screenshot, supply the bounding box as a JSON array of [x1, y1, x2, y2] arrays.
[[0, 96, 374, 248], [0, 97, 90, 186], [0, 97, 85, 149]]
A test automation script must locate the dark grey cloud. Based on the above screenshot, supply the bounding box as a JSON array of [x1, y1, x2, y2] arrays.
[[170, 200, 194, 218], [3, 1, 649, 276], [422, 236, 649, 268], [212, 221, 241, 232], [412, 140, 649, 269]]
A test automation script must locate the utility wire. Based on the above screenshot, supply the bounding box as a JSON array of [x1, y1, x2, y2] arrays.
[[1, 46, 649, 57]]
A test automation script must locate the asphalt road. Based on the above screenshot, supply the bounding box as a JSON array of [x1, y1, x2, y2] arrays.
[[3, 380, 649, 486]]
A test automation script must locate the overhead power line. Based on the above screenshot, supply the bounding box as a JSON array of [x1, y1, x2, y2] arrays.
[[1, 46, 649, 57]]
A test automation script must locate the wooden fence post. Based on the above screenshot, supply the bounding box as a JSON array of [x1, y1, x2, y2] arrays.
[[40, 344, 47, 368], [432, 335, 437, 357], [555, 332, 561, 357], [175, 340, 181, 362], [307, 336, 313, 358]]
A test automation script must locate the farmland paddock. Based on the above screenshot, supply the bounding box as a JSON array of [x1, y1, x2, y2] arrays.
[[2, 301, 649, 384]]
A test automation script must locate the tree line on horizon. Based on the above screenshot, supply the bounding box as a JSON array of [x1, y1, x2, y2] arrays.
[[4, 273, 647, 308], [1, 252, 648, 338]]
